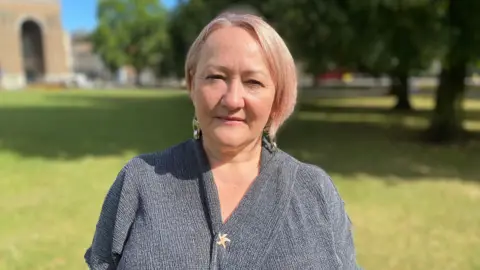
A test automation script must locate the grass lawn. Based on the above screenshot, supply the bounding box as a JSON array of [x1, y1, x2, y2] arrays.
[[0, 89, 479, 270]]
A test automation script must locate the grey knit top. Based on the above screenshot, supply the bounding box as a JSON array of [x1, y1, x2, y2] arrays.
[[84, 139, 361, 269]]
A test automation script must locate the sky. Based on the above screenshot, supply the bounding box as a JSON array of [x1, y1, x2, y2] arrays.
[[61, 0, 178, 33]]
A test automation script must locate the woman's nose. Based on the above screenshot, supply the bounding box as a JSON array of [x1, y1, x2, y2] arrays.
[[221, 79, 245, 109]]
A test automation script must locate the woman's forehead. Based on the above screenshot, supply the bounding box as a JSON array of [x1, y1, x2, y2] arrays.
[[198, 27, 269, 70], [204, 27, 260, 53]]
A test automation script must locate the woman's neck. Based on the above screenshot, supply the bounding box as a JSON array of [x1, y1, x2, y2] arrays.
[[202, 136, 263, 169]]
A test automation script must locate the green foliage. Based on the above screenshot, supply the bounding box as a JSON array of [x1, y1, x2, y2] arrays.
[[182, 0, 446, 77], [92, 0, 169, 76], [90, 24, 127, 73], [260, 0, 352, 74], [164, 0, 214, 77], [347, 1, 445, 75], [436, 0, 480, 72]]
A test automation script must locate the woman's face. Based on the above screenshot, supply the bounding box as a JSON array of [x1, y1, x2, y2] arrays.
[[191, 26, 275, 149]]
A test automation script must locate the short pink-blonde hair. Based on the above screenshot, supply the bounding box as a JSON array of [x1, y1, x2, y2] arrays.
[[185, 12, 298, 138]]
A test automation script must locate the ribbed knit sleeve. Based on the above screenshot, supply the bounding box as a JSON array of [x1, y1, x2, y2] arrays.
[[84, 161, 140, 270], [298, 164, 361, 270], [326, 179, 360, 269]]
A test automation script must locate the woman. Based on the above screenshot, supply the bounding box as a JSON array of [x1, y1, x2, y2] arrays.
[[85, 12, 360, 270]]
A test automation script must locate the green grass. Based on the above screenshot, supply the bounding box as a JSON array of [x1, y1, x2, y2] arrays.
[[0, 89, 479, 270]]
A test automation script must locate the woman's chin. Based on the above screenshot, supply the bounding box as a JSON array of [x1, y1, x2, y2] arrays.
[[208, 130, 252, 148]]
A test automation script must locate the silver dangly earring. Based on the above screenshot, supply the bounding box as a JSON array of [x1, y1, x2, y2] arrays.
[[263, 125, 277, 152], [192, 116, 201, 140]]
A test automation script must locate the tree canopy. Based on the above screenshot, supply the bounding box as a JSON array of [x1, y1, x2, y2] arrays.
[[91, 0, 480, 142], [92, 0, 169, 83]]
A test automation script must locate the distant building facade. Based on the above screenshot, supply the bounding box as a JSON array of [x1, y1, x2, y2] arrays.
[[0, 0, 71, 89], [70, 30, 158, 86], [70, 30, 108, 80]]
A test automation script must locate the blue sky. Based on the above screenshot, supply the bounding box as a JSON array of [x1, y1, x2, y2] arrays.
[[61, 0, 178, 33]]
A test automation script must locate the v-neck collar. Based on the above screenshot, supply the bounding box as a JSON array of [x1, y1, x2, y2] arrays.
[[192, 138, 299, 268], [192, 138, 277, 234]]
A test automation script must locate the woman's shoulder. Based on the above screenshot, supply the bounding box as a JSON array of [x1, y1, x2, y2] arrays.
[[278, 150, 351, 227], [120, 139, 197, 180], [276, 149, 332, 183], [277, 149, 343, 203]]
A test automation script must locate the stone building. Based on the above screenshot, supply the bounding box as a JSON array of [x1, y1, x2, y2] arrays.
[[0, 0, 71, 89], [70, 30, 107, 79]]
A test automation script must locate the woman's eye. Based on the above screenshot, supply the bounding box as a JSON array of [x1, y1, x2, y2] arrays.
[[206, 74, 225, 80], [246, 79, 264, 87]]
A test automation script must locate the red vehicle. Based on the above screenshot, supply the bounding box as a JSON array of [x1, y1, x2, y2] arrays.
[[317, 70, 345, 80]]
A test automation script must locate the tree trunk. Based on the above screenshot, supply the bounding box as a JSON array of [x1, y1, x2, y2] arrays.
[[390, 72, 412, 110], [134, 68, 142, 87], [426, 62, 467, 143], [425, 0, 468, 143]]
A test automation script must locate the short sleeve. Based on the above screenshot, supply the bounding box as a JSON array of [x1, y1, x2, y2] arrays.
[[84, 164, 139, 269]]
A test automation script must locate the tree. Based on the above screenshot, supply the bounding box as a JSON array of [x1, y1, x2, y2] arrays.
[[247, 0, 448, 112], [164, 0, 216, 78], [338, 1, 445, 110], [426, 0, 480, 142], [263, 0, 352, 78], [90, 24, 126, 76], [93, 0, 169, 85]]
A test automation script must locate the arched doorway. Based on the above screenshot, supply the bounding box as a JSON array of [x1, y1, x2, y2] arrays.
[[20, 20, 45, 83]]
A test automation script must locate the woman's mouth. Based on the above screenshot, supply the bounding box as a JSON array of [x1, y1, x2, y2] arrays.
[[216, 116, 245, 124]]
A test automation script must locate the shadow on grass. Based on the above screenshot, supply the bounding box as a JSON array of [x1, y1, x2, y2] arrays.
[[279, 119, 480, 183], [281, 102, 480, 182], [0, 91, 479, 182], [0, 93, 194, 159], [299, 103, 480, 120]]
